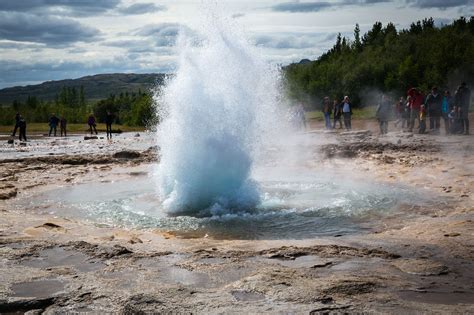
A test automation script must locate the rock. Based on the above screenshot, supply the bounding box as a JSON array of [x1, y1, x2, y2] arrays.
[[113, 151, 141, 159], [0, 188, 17, 200], [84, 136, 98, 140], [134, 133, 140, 137], [7, 139, 14, 144], [0, 297, 56, 313], [393, 259, 448, 276], [444, 232, 461, 237]]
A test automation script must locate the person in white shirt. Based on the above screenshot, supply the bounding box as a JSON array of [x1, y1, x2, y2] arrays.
[[341, 96, 352, 130]]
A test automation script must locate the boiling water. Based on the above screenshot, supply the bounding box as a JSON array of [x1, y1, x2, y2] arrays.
[[17, 166, 423, 240], [155, 7, 285, 216]]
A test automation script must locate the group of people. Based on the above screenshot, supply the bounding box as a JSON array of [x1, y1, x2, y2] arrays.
[[10, 111, 115, 142], [390, 82, 471, 135], [322, 96, 354, 130], [318, 82, 471, 136]]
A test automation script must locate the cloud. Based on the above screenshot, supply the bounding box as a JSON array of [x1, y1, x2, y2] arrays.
[[271, 0, 390, 12], [272, 2, 333, 12], [0, 0, 120, 16], [253, 32, 337, 49], [117, 3, 167, 15], [0, 12, 100, 46], [405, 0, 473, 9], [133, 23, 193, 47]]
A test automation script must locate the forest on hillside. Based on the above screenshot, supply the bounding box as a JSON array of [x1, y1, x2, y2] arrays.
[[0, 86, 156, 127], [284, 17, 474, 109]]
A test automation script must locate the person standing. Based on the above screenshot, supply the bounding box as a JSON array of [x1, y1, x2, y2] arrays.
[[87, 113, 98, 135], [48, 113, 60, 137], [333, 99, 342, 129], [18, 115, 27, 141], [425, 86, 443, 134], [341, 96, 352, 130], [105, 111, 114, 139], [376, 94, 392, 134], [11, 112, 20, 136], [60, 116, 67, 137], [458, 82, 471, 135], [322, 97, 332, 129], [407, 88, 424, 132], [441, 90, 454, 135]]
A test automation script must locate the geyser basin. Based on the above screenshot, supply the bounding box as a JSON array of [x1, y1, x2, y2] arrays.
[[17, 168, 424, 240]]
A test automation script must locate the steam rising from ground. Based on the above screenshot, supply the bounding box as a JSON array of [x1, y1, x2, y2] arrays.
[[155, 8, 286, 216]]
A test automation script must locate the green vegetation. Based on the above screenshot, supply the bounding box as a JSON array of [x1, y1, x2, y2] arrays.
[[0, 87, 157, 129], [284, 17, 474, 109]]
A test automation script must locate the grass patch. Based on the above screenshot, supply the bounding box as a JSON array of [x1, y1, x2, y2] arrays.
[[305, 106, 377, 120], [0, 123, 145, 134]]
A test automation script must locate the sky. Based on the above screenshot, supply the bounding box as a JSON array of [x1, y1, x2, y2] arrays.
[[0, 0, 472, 89]]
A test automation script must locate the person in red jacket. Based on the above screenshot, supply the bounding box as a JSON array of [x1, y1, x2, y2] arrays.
[[407, 88, 424, 133]]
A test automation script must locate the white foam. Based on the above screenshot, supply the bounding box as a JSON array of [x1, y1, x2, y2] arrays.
[[154, 6, 284, 216]]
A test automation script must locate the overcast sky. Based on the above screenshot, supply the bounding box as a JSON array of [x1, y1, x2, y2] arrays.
[[0, 0, 472, 89]]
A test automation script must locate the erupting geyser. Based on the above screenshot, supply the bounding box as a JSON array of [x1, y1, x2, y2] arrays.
[[155, 10, 284, 217]]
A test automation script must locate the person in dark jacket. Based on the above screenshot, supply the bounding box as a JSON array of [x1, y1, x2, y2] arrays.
[[48, 113, 60, 137], [441, 90, 454, 135], [18, 115, 27, 141], [87, 114, 98, 135], [425, 86, 443, 134], [341, 96, 352, 130], [376, 94, 392, 134], [333, 99, 342, 129], [105, 111, 114, 139], [60, 116, 67, 137], [11, 112, 20, 137], [457, 82, 471, 135]]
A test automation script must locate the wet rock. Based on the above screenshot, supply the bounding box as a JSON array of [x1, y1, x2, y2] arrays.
[[0, 188, 17, 200], [393, 259, 449, 276], [134, 133, 140, 137], [322, 280, 376, 295], [36, 223, 64, 231], [260, 245, 400, 260], [0, 297, 57, 313], [83, 136, 98, 140], [113, 151, 141, 159], [7, 139, 14, 144]]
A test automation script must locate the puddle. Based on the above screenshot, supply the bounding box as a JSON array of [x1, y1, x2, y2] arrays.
[[137, 255, 254, 288], [398, 291, 474, 305], [21, 247, 104, 272], [11, 279, 66, 298], [231, 290, 266, 301]]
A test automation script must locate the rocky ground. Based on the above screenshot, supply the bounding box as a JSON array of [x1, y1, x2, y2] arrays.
[[0, 126, 473, 314]]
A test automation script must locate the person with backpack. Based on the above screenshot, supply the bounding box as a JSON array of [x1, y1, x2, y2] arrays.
[[11, 112, 20, 137]]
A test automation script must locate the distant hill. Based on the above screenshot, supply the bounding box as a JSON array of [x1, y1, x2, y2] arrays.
[[0, 73, 166, 104]]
